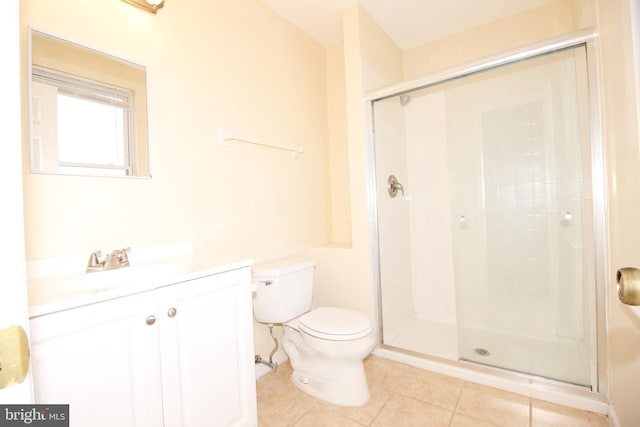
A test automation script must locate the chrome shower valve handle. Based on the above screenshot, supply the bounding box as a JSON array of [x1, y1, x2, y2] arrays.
[[387, 175, 405, 198]]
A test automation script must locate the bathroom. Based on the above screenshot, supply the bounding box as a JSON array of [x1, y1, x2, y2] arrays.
[[1, 0, 640, 426]]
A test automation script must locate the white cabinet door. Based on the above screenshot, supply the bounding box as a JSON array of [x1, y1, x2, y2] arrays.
[[158, 267, 257, 427], [30, 292, 164, 427]]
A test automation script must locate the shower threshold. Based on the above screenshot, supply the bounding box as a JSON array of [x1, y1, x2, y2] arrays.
[[373, 345, 606, 415]]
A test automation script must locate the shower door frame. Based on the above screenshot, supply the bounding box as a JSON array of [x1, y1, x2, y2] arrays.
[[365, 28, 608, 401]]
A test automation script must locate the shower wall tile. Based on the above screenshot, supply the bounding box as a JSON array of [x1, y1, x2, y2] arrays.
[[460, 90, 589, 343], [373, 97, 415, 341], [405, 90, 457, 321]]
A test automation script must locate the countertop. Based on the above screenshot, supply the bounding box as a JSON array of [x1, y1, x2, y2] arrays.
[[27, 243, 253, 318]]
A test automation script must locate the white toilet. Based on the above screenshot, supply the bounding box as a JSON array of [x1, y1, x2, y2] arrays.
[[252, 256, 376, 406]]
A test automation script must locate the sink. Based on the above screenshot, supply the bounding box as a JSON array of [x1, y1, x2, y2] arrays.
[[50, 262, 190, 292]]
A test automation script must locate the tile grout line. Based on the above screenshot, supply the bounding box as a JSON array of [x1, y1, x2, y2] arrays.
[[447, 380, 466, 426], [368, 396, 392, 427], [365, 364, 401, 426]]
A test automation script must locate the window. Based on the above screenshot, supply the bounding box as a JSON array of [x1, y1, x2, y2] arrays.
[[31, 66, 136, 177]]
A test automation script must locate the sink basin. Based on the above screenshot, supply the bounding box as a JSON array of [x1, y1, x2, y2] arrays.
[[51, 262, 191, 292]]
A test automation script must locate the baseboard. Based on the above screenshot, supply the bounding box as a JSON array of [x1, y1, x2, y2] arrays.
[[607, 404, 621, 427], [255, 350, 288, 379]]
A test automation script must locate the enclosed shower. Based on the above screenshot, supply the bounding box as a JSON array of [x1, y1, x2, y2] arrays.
[[368, 32, 605, 395]]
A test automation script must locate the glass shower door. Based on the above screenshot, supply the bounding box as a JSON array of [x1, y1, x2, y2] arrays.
[[372, 44, 597, 389], [448, 46, 594, 387]]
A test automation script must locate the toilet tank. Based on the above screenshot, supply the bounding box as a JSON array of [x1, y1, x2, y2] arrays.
[[252, 257, 315, 324]]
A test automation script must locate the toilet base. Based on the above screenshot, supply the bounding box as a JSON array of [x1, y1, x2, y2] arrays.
[[288, 360, 371, 407], [280, 313, 377, 407]]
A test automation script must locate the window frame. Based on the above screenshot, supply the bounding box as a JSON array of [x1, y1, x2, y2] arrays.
[[31, 65, 136, 176]]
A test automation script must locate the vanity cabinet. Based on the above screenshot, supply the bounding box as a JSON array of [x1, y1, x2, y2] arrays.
[[30, 290, 164, 426], [29, 266, 257, 427]]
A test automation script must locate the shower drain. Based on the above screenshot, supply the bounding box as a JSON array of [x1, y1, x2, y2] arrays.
[[473, 348, 491, 357]]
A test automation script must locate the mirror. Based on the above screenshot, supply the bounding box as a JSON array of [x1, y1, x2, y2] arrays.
[[28, 29, 151, 178]]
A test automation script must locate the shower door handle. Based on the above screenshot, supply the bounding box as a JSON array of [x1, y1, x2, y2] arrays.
[[388, 175, 405, 198]]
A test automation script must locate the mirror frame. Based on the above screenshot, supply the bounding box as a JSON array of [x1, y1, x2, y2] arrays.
[[27, 27, 152, 179]]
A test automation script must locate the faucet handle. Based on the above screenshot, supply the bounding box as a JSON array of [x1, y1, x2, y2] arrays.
[[89, 250, 102, 263], [112, 247, 131, 267], [86, 250, 104, 272], [121, 247, 130, 266]]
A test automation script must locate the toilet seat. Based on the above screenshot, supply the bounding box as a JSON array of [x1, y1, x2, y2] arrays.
[[298, 307, 372, 340]]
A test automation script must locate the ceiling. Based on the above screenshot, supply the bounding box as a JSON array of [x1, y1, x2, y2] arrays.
[[261, 0, 555, 51]]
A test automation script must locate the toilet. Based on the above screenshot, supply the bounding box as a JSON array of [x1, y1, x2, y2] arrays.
[[252, 256, 376, 406]]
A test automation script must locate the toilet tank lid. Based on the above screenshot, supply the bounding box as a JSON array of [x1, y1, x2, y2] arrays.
[[252, 256, 315, 277]]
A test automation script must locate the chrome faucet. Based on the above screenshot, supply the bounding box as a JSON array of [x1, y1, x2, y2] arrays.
[[86, 247, 131, 273]]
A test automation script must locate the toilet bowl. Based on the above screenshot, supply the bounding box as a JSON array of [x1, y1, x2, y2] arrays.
[[252, 257, 376, 406], [283, 307, 376, 406]]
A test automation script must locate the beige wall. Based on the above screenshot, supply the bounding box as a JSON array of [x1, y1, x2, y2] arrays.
[[325, 42, 351, 244], [403, 0, 589, 79], [21, 0, 331, 260], [597, 0, 640, 424], [20, 0, 331, 360], [305, 6, 403, 323]]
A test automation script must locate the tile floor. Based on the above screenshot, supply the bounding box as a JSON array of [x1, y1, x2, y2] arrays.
[[256, 356, 610, 427]]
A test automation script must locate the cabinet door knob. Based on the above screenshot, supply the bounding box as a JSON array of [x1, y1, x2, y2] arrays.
[[145, 315, 156, 325], [167, 307, 177, 318]]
